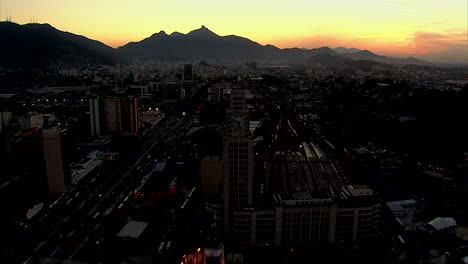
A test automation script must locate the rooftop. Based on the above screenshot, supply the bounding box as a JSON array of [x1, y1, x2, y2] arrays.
[[117, 220, 149, 239]]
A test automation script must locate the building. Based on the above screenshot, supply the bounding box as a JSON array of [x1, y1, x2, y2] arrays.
[[103, 96, 122, 133], [268, 143, 382, 247], [223, 88, 254, 241], [121, 96, 139, 136], [200, 156, 223, 203], [89, 97, 101, 137], [7, 128, 67, 196], [158, 81, 182, 103], [208, 86, 222, 103], [184, 64, 193, 81], [103, 96, 139, 135], [17, 112, 44, 131], [0, 112, 13, 132], [42, 130, 66, 195]]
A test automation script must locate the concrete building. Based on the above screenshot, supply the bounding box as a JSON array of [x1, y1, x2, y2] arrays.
[[121, 96, 139, 136], [7, 128, 67, 196], [103, 96, 122, 133], [158, 81, 182, 103], [103, 96, 139, 135], [89, 97, 101, 137], [208, 86, 221, 103], [42, 130, 66, 195], [223, 88, 254, 242], [200, 156, 223, 203], [184, 64, 193, 81], [17, 112, 44, 131]]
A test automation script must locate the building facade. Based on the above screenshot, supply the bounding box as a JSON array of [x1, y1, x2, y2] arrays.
[[223, 89, 254, 241], [103, 96, 139, 135], [89, 97, 101, 137]]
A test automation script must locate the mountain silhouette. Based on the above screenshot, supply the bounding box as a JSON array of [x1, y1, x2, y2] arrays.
[[117, 26, 343, 61], [0, 23, 455, 68], [341, 50, 428, 65], [0, 22, 121, 68], [306, 53, 394, 71]]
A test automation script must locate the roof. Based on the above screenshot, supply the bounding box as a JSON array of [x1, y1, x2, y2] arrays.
[[117, 220, 149, 239], [153, 162, 167, 172], [427, 217, 456, 231]]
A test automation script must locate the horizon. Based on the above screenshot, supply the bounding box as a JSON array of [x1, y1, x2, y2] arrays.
[[0, 0, 467, 63]]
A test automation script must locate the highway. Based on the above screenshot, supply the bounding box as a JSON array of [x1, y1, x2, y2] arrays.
[[22, 114, 192, 263]]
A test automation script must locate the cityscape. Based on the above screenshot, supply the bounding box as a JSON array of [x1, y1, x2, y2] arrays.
[[0, 1, 468, 264]]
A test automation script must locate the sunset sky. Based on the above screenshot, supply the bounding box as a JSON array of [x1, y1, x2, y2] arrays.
[[2, 0, 467, 62]]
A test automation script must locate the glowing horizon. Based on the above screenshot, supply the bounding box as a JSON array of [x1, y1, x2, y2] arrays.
[[1, 0, 467, 62]]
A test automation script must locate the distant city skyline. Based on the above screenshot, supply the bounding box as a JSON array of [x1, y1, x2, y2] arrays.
[[1, 0, 467, 63]]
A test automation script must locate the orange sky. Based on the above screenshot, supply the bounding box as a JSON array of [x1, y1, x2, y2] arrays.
[[2, 0, 467, 62]]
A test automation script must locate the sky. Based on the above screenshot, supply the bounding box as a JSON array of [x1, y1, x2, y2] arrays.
[[1, 0, 468, 62]]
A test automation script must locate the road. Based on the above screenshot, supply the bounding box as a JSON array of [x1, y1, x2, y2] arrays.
[[22, 115, 192, 263]]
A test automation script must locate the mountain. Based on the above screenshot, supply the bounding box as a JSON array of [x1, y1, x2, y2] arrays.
[[0, 22, 121, 68], [341, 50, 429, 66], [0, 23, 453, 68], [306, 53, 394, 72], [334, 47, 362, 54], [117, 26, 341, 61], [117, 25, 273, 60], [117, 26, 436, 66]]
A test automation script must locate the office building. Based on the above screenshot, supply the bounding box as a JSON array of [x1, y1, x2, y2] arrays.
[[158, 81, 182, 103], [184, 64, 193, 81], [103, 96, 122, 133], [89, 97, 101, 137], [121, 96, 139, 135], [7, 128, 67, 196], [223, 88, 254, 241], [103, 96, 139, 135]]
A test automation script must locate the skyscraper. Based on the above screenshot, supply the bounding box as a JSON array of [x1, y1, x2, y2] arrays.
[[89, 97, 101, 137], [42, 130, 66, 195], [121, 96, 139, 135], [103, 96, 139, 135], [183, 64, 193, 81], [7, 128, 67, 196], [103, 96, 122, 133], [223, 88, 253, 238]]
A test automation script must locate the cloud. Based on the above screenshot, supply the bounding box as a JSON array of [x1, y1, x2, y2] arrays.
[[408, 31, 468, 62]]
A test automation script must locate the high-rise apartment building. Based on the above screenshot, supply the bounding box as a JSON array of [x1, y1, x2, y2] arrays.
[[103, 96, 139, 135], [121, 96, 139, 135], [103, 96, 122, 133]]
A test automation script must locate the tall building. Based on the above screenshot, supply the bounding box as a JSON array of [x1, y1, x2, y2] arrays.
[[103, 96, 122, 133], [7, 128, 67, 196], [42, 130, 66, 195], [183, 64, 193, 81], [89, 97, 101, 137], [208, 86, 222, 103], [103, 96, 139, 135], [121, 96, 139, 135], [223, 88, 254, 240]]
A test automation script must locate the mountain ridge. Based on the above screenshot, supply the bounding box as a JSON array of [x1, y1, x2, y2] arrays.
[[0, 22, 121, 68], [0, 22, 466, 68]]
